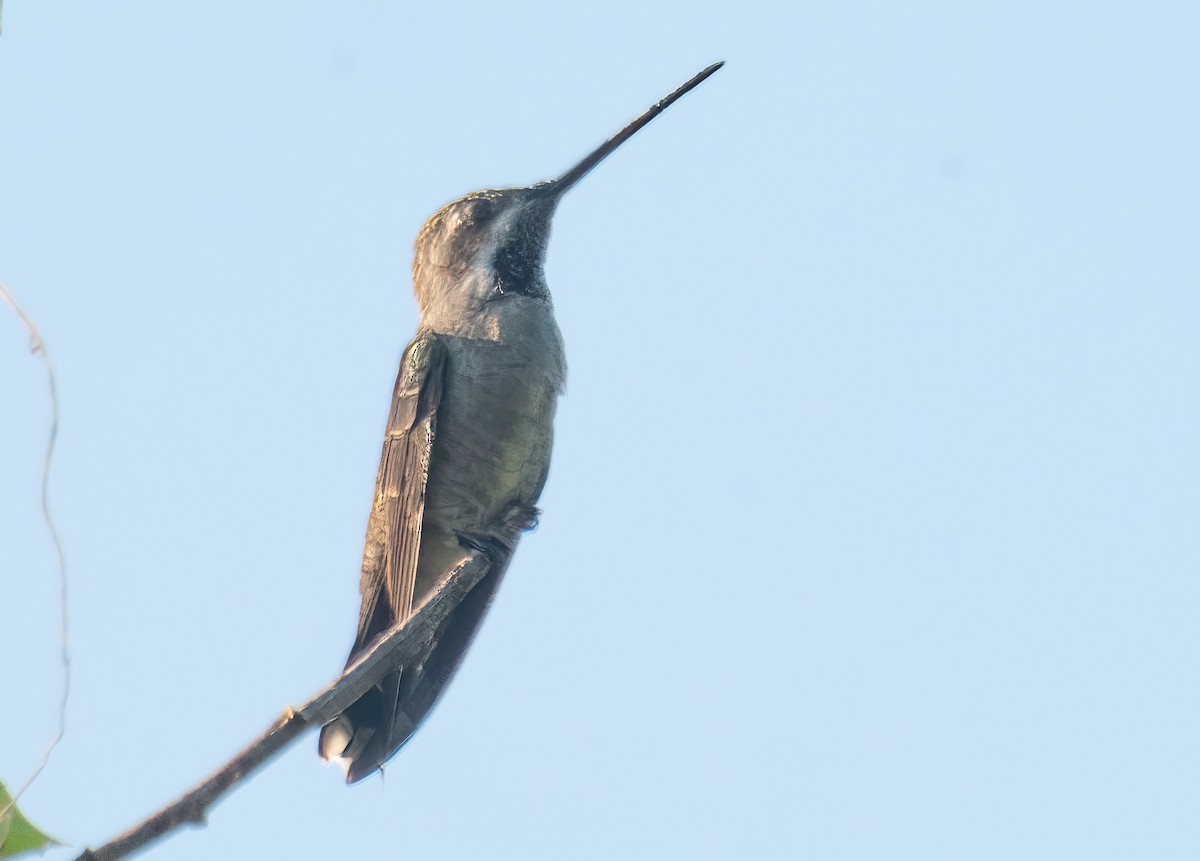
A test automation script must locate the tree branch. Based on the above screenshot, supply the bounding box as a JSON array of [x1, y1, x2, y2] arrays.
[[1, 278, 70, 819], [75, 553, 491, 861]]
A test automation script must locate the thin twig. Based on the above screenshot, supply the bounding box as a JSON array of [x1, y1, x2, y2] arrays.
[[75, 553, 491, 861], [0, 279, 69, 819]]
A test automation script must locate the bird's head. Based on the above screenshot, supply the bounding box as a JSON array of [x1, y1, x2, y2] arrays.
[[408, 61, 724, 327], [412, 183, 561, 319]]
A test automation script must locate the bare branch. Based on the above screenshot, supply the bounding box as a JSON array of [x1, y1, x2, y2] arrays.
[[75, 553, 491, 861], [1, 278, 70, 821]]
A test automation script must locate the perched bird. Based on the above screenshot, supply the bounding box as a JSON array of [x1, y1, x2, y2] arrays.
[[319, 62, 724, 783]]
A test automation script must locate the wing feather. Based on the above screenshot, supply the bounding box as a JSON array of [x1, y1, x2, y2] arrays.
[[353, 332, 447, 654]]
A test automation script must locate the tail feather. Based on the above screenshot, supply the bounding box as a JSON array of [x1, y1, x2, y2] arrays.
[[318, 670, 412, 783], [318, 549, 512, 783]]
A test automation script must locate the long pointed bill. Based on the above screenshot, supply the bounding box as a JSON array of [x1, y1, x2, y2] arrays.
[[546, 61, 724, 197]]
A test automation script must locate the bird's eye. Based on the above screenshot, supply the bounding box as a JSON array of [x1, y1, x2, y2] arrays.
[[466, 199, 495, 223], [444, 197, 496, 234]]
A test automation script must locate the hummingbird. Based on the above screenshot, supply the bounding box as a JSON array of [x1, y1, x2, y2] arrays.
[[318, 61, 724, 783]]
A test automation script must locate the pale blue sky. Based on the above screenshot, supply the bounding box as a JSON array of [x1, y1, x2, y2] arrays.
[[2, 2, 1198, 859]]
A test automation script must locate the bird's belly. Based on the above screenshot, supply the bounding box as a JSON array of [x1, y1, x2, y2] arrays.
[[422, 334, 562, 538]]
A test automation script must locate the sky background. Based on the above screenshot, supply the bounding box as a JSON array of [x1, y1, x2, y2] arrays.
[[2, 2, 1198, 859]]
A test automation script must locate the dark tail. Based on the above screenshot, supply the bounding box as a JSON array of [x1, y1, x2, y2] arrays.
[[318, 553, 511, 783]]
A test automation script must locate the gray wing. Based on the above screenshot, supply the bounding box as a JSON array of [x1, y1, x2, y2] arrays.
[[352, 331, 448, 655]]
